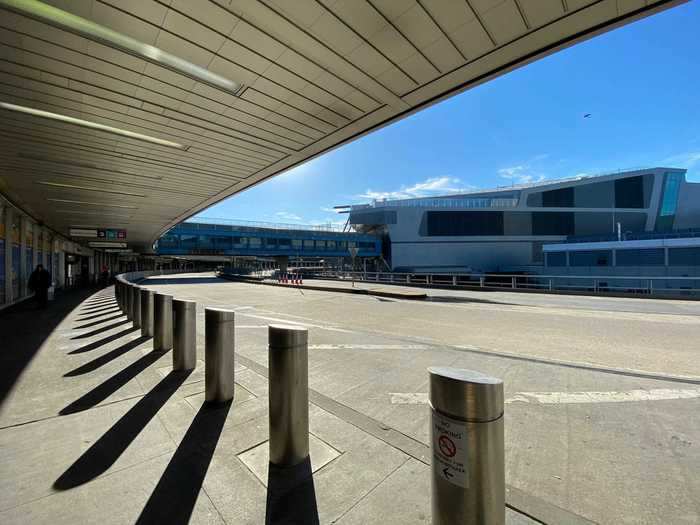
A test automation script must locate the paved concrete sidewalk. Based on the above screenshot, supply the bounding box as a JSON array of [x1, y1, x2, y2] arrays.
[[1, 285, 540, 524]]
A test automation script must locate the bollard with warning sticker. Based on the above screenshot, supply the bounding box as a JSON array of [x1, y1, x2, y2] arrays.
[[429, 367, 504, 525]]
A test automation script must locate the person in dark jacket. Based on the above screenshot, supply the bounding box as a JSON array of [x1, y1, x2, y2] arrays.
[[28, 264, 51, 308]]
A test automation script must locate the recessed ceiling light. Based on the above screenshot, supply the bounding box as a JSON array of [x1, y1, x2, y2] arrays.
[[36, 180, 145, 197], [0, 102, 186, 150], [47, 198, 137, 209], [1, 0, 242, 95]]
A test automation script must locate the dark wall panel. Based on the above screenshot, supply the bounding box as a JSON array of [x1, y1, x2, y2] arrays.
[[532, 212, 574, 235]]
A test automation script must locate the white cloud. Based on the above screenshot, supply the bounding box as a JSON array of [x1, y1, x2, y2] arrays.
[[661, 151, 700, 169], [319, 206, 337, 213], [358, 176, 477, 201], [498, 165, 546, 184], [274, 211, 303, 222]]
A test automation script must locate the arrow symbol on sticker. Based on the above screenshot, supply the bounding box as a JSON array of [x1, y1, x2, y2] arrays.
[[443, 467, 454, 479]]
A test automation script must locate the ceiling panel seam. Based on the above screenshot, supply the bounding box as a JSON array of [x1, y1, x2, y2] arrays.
[[153, 0, 370, 116], [91, 0, 355, 125], [415, 0, 469, 62], [0, 20, 342, 137], [366, 0, 442, 74], [250, 0, 408, 108]]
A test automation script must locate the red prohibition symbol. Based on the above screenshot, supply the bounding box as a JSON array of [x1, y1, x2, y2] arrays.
[[438, 435, 456, 458]]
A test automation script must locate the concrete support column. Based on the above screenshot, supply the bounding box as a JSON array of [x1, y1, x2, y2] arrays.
[[19, 216, 27, 298], [1, 205, 9, 305], [5, 207, 14, 304], [32, 224, 40, 268], [42, 228, 49, 268]]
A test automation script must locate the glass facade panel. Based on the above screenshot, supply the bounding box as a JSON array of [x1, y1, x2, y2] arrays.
[[316, 240, 326, 250], [614, 176, 644, 208], [656, 172, 683, 232], [214, 235, 232, 250], [615, 248, 665, 266], [569, 250, 612, 266], [546, 252, 567, 267], [159, 233, 179, 249], [232, 236, 247, 248], [198, 235, 214, 250], [180, 234, 197, 249], [426, 211, 504, 236], [291, 239, 302, 249], [668, 247, 700, 266], [303, 239, 314, 249], [532, 212, 574, 235], [249, 237, 261, 248], [278, 238, 291, 248], [542, 187, 574, 207]]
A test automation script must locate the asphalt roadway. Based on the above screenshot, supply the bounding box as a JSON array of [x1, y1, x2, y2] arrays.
[[1, 273, 698, 524], [147, 274, 700, 524]]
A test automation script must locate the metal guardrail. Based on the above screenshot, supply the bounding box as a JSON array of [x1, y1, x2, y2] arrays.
[[314, 270, 700, 297]]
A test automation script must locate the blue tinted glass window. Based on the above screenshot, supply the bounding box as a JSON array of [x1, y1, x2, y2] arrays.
[[570, 250, 612, 266], [659, 173, 682, 217], [615, 248, 664, 266], [669, 247, 700, 266], [546, 252, 567, 267]]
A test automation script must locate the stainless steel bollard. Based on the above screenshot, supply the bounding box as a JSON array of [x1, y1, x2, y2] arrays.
[[126, 285, 134, 321], [268, 325, 309, 466], [173, 299, 197, 371], [132, 285, 142, 329], [204, 308, 235, 403], [429, 367, 504, 525], [140, 288, 155, 337], [154, 293, 173, 351]]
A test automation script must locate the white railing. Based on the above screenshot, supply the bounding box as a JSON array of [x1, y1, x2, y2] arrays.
[[311, 270, 700, 297]]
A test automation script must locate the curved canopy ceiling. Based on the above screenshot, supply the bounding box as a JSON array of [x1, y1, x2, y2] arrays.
[[0, 0, 683, 250]]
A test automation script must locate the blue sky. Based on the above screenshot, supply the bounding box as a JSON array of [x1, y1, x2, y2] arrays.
[[199, 1, 700, 227]]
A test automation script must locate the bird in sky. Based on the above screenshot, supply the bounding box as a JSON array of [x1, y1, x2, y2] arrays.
[[584, 113, 592, 118]]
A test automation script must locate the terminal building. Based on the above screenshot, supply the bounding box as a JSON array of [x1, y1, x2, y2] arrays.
[[346, 167, 700, 277]]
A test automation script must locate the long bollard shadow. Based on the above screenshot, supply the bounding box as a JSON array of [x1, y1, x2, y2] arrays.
[[54, 370, 192, 490], [71, 319, 131, 339], [76, 308, 121, 322], [135, 400, 232, 525], [82, 299, 116, 308], [64, 336, 150, 377], [74, 314, 125, 330], [80, 304, 120, 315], [60, 348, 166, 415], [265, 458, 320, 525], [68, 327, 139, 355]]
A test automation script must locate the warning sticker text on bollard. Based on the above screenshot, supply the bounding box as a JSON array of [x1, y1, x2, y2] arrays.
[[431, 410, 469, 488]]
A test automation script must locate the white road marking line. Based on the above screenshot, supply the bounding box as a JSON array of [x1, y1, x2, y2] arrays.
[[311, 344, 428, 350], [390, 393, 429, 405], [505, 388, 700, 404], [237, 312, 354, 333], [390, 389, 700, 405]]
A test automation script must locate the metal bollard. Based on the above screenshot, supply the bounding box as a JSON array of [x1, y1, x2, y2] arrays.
[[268, 325, 309, 466], [126, 285, 134, 321], [204, 308, 235, 403], [429, 367, 504, 525], [154, 293, 173, 351], [173, 299, 197, 371], [132, 285, 142, 329], [140, 288, 155, 337]]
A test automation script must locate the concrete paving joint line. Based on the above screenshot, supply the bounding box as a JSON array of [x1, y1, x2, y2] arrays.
[[233, 353, 594, 525]]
